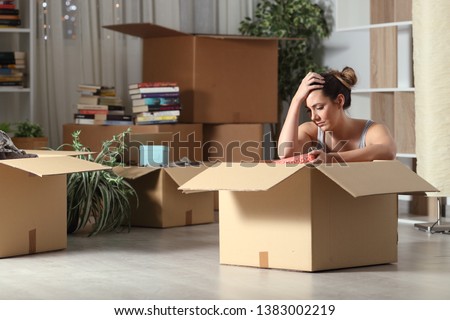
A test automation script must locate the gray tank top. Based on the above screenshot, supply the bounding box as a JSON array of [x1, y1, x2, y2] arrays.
[[316, 120, 374, 151]]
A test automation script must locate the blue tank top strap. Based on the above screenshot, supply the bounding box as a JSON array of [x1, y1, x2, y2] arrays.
[[316, 126, 325, 150], [358, 120, 374, 149]]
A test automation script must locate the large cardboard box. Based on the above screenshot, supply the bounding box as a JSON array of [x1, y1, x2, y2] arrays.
[[114, 165, 214, 228], [0, 152, 109, 258], [63, 123, 203, 162], [103, 23, 278, 124], [203, 123, 265, 209], [180, 161, 438, 272]]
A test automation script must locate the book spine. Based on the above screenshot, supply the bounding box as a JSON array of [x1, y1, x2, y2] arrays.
[[128, 81, 177, 89], [0, 9, 19, 15], [129, 86, 179, 95], [130, 92, 180, 100], [0, 19, 21, 26]]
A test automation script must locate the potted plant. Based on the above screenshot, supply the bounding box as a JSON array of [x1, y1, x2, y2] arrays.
[[11, 120, 48, 149], [239, 0, 330, 149], [0, 122, 12, 134], [58, 129, 137, 236]]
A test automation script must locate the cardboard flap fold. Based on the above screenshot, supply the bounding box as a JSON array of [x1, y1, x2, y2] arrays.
[[23, 150, 96, 157], [103, 23, 188, 38], [179, 162, 304, 192], [113, 166, 160, 180], [0, 156, 110, 177], [317, 161, 439, 197], [164, 166, 208, 187]]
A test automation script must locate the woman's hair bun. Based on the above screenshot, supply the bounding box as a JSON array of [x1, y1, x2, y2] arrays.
[[339, 66, 357, 88]]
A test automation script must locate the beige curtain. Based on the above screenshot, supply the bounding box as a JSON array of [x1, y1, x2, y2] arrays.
[[35, 0, 256, 147]]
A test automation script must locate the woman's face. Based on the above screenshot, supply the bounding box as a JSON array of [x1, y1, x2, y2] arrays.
[[305, 90, 341, 131]]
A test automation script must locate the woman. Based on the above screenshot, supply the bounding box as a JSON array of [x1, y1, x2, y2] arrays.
[[277, 67, 396, 163]]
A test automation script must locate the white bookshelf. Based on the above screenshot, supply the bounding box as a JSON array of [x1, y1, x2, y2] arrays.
[[0, 0, 35, 123]]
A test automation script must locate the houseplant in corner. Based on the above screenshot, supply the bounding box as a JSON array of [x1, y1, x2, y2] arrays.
[[58, 129, 137, 236], [11, 120, 48, 149], [239, 0, 330, 149]]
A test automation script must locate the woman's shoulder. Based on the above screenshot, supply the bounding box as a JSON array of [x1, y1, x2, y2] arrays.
[[298, 121, 318, 137]]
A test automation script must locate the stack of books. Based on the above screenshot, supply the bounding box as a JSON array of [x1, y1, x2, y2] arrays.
[[129, 82, 181, 125], [0, 0, 21, 27], [74, 84, 133, 125], [0, 51, 25, 88]]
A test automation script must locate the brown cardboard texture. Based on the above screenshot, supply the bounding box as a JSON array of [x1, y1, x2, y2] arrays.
[[0, 155, 109, 258], [103, 23, 278, 123], [113, 165, 214, 228], [63, 123, 203, 162], [180, 161, 438, 272], [203, 123, 265, 210], [124, 132, 173, 166]]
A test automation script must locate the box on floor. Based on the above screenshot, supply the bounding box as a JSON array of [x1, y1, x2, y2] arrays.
[[103, 23, 278, 124], [114, 165, 214, 228], [203, 123, 265, 210], [180, 161, 438, 272], [0, 151, 109, 258], [63, 123, 203, 162]]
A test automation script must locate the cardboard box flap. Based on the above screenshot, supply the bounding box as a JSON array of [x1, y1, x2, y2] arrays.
[[180, 162, 304, 192], [113, 166, 161, 180], [196, 34, 303, 41], [0, 156, 110, 177], [24, 150, 96, 157], [103, 23, 188, 38], [164, 166, 208, 187], [317, 161, 439, 197]]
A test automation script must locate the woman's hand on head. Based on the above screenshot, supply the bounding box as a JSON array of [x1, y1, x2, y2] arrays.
[[293, 72, 325, 104]]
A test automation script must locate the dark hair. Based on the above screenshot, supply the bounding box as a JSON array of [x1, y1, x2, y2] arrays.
[[314, 66, 357, 110]]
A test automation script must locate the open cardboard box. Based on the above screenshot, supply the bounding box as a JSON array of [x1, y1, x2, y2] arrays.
[[180, 161, 438, 272], [0, 151, 109, 258], [103, 23, 278, 123], [113, 165, 214, 228]]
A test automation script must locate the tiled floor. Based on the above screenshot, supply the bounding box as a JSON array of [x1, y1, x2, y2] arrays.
[[1, 205, 450, 300]]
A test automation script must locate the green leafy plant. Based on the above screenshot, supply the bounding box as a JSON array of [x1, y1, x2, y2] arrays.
[[239, 0, 330, 142], [57, 129, 137, 236], [0, 122, 12, 133], [14, 120, 45, 137]]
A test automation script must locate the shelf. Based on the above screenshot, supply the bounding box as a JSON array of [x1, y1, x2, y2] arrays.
[[0, 28, 31, 34], [337, 21, 412, 32], [353, 87, 415, 93], [0, 88, 31, 93]]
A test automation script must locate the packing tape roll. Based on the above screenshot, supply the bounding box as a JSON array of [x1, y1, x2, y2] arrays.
[[413, 0, 450, 196]]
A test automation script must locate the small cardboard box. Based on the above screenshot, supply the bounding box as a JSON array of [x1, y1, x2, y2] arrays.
[[103, 23, 278, 124], [63, 123, 203, 162], [113, 165, 214, 228], [0, 153, 109, 258], [180, 161, 438, 272]]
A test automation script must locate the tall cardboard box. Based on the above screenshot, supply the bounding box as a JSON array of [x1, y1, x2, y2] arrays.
[[103, 23, 278, 124], [63, 123, 203, 162], [0, 153, 109, 258], [181, 161, 438, 272], [114, 165, 214, 228]]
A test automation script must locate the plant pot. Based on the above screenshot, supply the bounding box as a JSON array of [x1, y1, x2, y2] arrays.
[[12, 137, 49, 150]]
